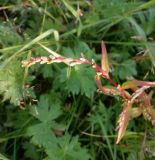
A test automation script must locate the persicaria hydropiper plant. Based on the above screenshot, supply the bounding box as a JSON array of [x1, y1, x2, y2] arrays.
[[22, 41, 155, 144]]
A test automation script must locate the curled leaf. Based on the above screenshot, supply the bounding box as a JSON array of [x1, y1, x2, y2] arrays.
[[101, 41, 109, 73]]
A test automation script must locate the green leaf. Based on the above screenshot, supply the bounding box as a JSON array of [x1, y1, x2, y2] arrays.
[[58, 65, 96, 97], [127, 151, 137, 160], [62, 0, 78, 19], [0, 24, 22, 48], [88, 101, 114, 132], [118, 59, 137, 79], [0, 153, 10, 160], [27, 95, 90, 159], [1, 28, 59, 69], [27, 94, 65, 147], [27, 123, 57, 147], [46, 134, 91, 160], [0, 61, 23, 105], [30, 94, 62, 123], [22, 141, 40, 160], [80, 69, 96, 97], [58, 67, 81, 95], [93, 0, 136, 18], [61, 41, 95, 60], [41, 65, 54, 78], [55, 41, 96, 97]]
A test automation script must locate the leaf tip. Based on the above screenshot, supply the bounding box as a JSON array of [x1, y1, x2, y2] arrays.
[[101, 41, 109, 73]]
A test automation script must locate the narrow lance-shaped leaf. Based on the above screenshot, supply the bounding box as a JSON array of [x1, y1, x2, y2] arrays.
[[122, 80, 155, 90], [116, 101, 131, 144], [101, 41, 109, 73]]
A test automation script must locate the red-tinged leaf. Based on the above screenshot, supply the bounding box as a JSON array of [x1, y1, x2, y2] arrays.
[[116, 101, 131, 144], [122, 80, 155, 90], [101, 41, 109, 73], [142, 106, 155, 126]]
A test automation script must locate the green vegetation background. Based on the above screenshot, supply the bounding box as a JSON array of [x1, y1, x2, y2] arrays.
[[0, 0, 155, 159]]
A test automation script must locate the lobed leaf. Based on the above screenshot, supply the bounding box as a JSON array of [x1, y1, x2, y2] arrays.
[[57, 66, 96, 98], [27, 94, 65, 148], [46, 134, 91, 160], [30, 94, 63, 123]]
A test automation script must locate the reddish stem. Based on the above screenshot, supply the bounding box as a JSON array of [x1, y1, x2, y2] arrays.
[[23, 56, 131, 100], [84, 59, 131, 100]]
